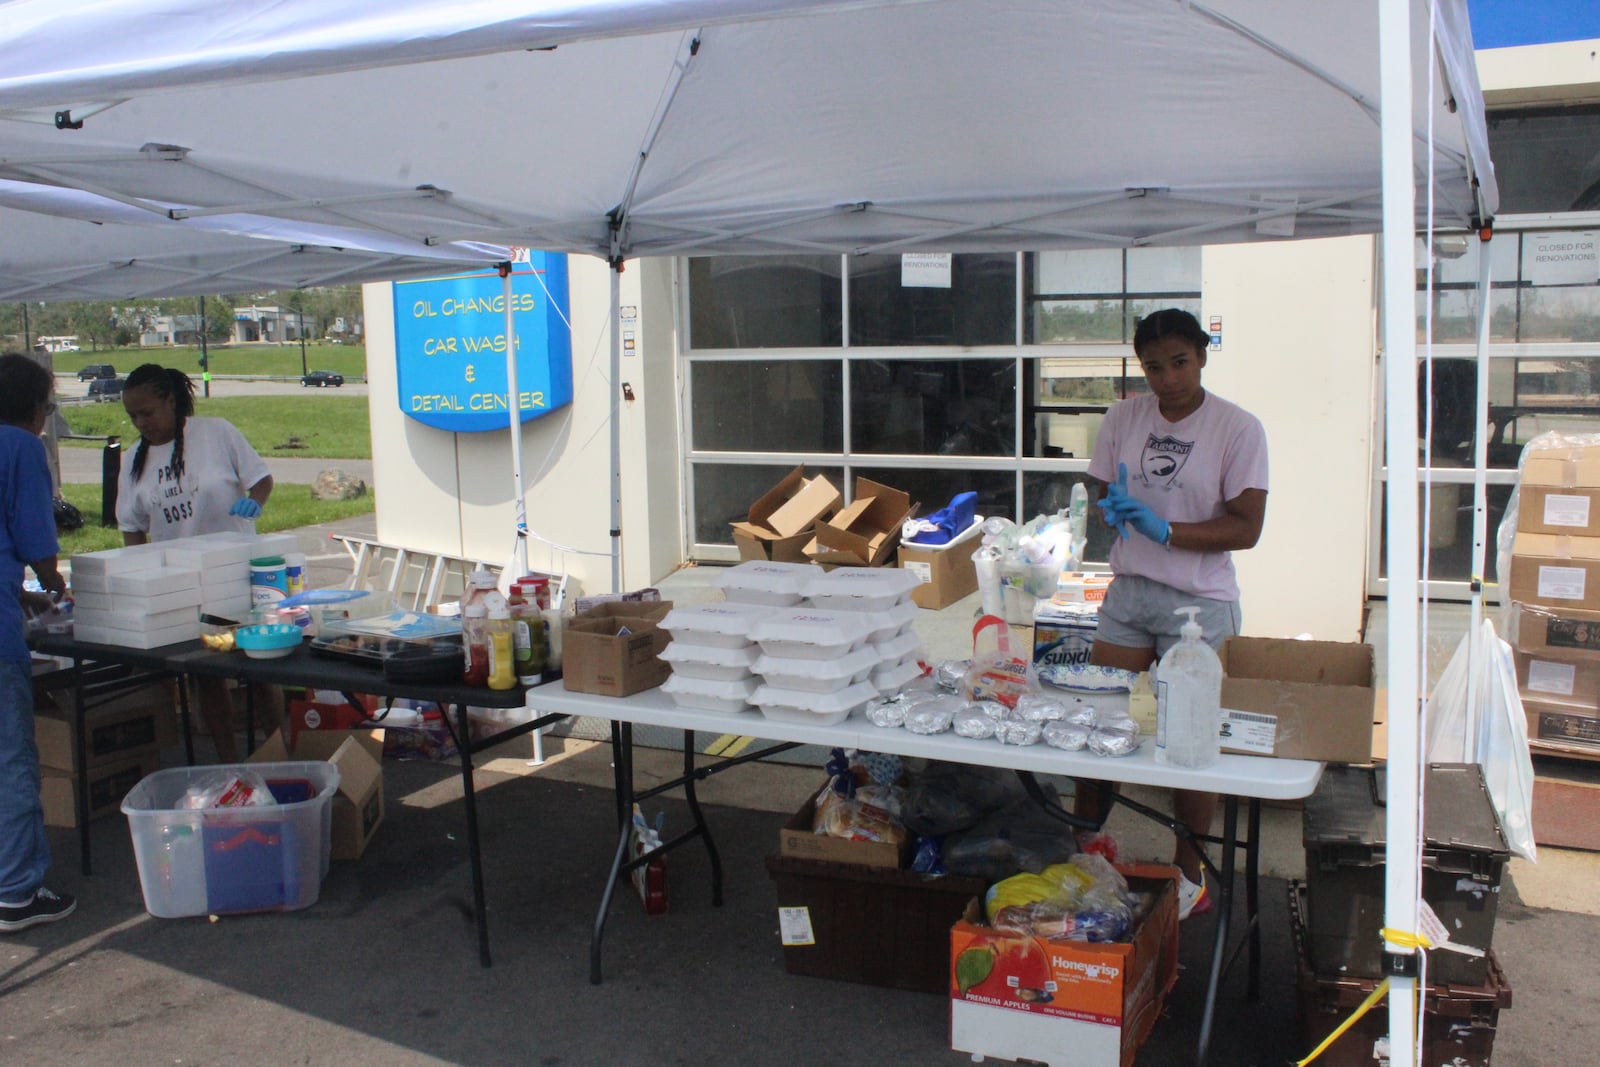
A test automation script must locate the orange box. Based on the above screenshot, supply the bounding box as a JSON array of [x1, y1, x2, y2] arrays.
[[1055, 572, 1114, 603], [949, 864, 1181, 1067]]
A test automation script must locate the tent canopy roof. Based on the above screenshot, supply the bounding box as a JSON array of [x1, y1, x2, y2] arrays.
[[0, 0, 1495, 301]]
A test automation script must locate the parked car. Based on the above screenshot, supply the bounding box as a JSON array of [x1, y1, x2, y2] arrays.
[[301, 370, 345, 388], [87, 377, 126, 402], [76, 364, 116, 381]]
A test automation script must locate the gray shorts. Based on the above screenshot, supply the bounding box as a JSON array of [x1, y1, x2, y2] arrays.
[[1095, 574, 1241, 656]]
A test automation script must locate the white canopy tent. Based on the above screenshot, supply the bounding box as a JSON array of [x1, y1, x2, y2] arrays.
[[0, 3, 1499, 1063]]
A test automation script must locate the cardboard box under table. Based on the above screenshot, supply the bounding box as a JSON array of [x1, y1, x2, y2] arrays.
[[251, 728, 385, 861], [950, 864, 1181, 1067], [1507, 531, 1600, 610], [806, 476, 916, 567], [1302, 763, 1508, 986], [1217, 637, 1376, 764], [730, 466, 841, 563], [1518, 443, 1600, 537], [40, 750, 162, 828], [562, 601, 673, 697], [37, 682, 178, 773]]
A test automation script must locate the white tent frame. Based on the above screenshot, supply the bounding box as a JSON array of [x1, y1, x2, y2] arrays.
[[0, 4, 1501, 1064]]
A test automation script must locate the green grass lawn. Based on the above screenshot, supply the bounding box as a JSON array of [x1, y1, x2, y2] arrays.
[[58, 482, 376, 555], [59, 342, 368, 380], [62, 395, 372, 458]]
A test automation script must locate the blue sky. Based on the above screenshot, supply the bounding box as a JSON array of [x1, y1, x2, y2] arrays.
[[1470, 0, 1600, 49]]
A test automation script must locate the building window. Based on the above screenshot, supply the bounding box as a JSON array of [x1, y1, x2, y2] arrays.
[[1486, 104, 1600, 215]]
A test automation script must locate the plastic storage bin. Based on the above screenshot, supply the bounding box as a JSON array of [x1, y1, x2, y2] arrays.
[[803, 567, 921, 612], [754, 646, 880, 692], [749, 608, 880, 659], [661, 673, 759, 713], [712, 560, 817, 606], [122, 761, 339, 918], [1302, 763, 1509, 985], [659, 640, 760, 681], [754, 680, 878, 725], [659, 602, 770, 649]]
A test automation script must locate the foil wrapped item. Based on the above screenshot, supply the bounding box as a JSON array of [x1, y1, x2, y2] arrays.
[[971, 699, 1009, 721], [1012, 693, 1069, 723], [1064, 703, 1099, 728], [905, 694, 965, 735], [933, 659, 971, 691], [1042, 720, 1092, 751], [995, 718, 1043, 746], [952, 706, 999, 739], [865, 695, 909, 729], [1088, 715, 1141, 757]]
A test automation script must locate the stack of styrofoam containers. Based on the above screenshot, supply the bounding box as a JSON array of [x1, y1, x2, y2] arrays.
[[162, 533, 255, 621], [657, 601, 771, 712], [748, 606, 882, 725], [70, 545, 203, 648], [802, 568, 925, 695]]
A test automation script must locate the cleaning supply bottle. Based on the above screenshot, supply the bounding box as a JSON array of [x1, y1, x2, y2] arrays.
[[485, 593, 516, 690], [461, 601, 490, 686], [1154, 606, 1222, 769]]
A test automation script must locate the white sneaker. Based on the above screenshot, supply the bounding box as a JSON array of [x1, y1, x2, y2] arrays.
[[1177, 873, 1211, 921]]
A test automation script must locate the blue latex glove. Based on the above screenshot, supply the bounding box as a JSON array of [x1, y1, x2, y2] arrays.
[[1100, 463, 1170, 545], [228, 497, 262, 519]]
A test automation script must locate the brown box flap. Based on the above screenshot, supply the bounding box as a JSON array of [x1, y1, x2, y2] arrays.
[[1523, 447, 1600, 489], [1513, 531, 1600, 563]]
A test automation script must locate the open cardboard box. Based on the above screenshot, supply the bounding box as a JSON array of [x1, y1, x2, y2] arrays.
[[1219, 637, 1376, 763], [251, 728, 385, 860], [778, 789, 911, 870], [730, 466, 841, 562], [563, 600, 673, 697], [807, 476, 917, 567]]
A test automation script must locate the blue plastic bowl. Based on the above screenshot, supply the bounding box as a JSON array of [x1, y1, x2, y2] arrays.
[[234, 623, 303, 659]]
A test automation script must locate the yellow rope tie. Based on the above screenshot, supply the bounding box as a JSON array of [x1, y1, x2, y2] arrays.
[[1294, 930, 1433, 1066]]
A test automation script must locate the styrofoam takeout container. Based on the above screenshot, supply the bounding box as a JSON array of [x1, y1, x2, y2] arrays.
[[659, 640, 760, 681], [872, 658, 929, 695], [753, 680, 879, 726], [658, 602, 770, 649], [803, 567, 921, 613], [753, 645, 880, 693], [865, 599, 920, 643], [711, 560, 818, 607], [748, 607, 881, 659], [870, 628, 924, 667], [661, 673, 759, 714]]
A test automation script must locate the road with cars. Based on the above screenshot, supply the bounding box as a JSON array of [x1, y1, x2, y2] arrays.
[[54, 373, 370, 401]]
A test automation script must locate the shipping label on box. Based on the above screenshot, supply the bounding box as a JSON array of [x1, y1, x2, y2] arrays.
[[1508, 532, 1600, 609], [1519, 486, 1600, 537], [1509, 602, 1600, 661], [1218, 637, 1376, 763], [1516, 649, 1600, 705], [898, 539, 979, 610], [950, 865, 1180, 1067]]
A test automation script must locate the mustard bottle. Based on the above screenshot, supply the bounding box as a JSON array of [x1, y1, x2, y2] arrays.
[[485, 595, 517, 691]]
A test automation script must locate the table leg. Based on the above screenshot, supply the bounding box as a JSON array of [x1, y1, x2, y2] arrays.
[[609, 720, 629, 829], [679, 731, 723, 907], [591, 813, 635, 985], [243, 681, 256, 757], [74, 662, 91, 876], [1246, 798, 1261, 1001], [177, 674, 195, 766], [453, 700, 492, 968], [1194, 796, 1239, 1066]]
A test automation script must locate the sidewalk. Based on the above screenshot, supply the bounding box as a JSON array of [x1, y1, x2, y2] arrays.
[[55, 442, 373, 488]]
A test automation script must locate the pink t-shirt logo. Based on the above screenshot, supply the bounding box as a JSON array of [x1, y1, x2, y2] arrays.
[[1141, 433, 1193, 486]]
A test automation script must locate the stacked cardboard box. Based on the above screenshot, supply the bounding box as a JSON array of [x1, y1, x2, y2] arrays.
[[730, 466, 841, 563], [36, 683, 176, 827], [1506, 441, 1600, 759]]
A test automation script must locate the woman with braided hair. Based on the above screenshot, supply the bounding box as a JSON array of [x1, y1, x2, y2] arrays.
[[117, 364, 279, 760]]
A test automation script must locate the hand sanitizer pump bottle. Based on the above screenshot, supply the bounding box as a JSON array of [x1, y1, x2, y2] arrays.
[[1154, 606, 1223, 769]]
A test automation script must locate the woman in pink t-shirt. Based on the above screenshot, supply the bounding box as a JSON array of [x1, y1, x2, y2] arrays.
[[1081, 308, 1269, 920]]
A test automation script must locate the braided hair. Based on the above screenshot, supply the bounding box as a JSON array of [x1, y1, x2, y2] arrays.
[[126, 364, 197, 485]]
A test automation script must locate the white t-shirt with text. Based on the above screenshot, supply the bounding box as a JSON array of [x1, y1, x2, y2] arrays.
[[116, 416, 272, 541], [1087, 391, 1269, 601]]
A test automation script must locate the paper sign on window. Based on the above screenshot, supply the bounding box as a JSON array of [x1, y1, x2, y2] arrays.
[[1538, 565, 1588, 601], [1544, 494, 1591, 529], [901, 252, 952, 288]]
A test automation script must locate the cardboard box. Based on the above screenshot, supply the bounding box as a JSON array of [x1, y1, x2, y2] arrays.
[[1527, 705, 1600, 753], [563, 601, 673, 697], [899, 541, 978, 609], [1507, 532, 1600, 610], [807, 477, 917, 567], [1531, 762, 1600, 850], [730, 467, 841, 562], [1508, 601, 1600, 661], [251, 728, 385, 860], [1520, 445, 1600, 536], [38, 684, 177, 772], [1055, 572, 1114, 603], [39, 750, 162, 828], [778, 792, 910, 870], [1515, 649, 1600, 707], [950, 864, 1181, 1067], [1218, 637, 1376, 763]]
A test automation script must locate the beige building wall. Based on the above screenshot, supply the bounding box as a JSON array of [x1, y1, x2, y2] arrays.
[[362, 255, 682, 598], [1476, 37, 1600, 105], [1201, 237, 1378, 642]]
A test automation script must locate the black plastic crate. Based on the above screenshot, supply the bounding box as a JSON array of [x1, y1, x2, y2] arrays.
[[1303, 763, 1508, 985], [765, 853, 985, 994], [1290, 881, 1511, 1067]]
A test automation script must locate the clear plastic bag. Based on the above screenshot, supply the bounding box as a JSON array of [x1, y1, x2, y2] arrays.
[[960, 615, 1040, 708], [179, 768, 279, 809]]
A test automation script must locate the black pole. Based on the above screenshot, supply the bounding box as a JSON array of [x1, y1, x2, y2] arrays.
[[299, 307, 308, 378], [199, 294, 211, 398], [100, 438, 121, 527], [21, 304, 30, 353]]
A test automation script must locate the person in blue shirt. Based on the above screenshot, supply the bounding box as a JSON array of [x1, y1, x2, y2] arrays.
[[0, 353, 75, 932]]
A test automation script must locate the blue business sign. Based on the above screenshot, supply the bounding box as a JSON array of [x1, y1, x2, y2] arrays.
[[392, 254, 573, 432]]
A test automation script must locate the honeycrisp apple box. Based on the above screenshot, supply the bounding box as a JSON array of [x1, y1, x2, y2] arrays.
[[949, 864, 1181, 1067]]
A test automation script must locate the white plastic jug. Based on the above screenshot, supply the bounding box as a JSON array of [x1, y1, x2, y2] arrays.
[[1154, 606, 1222, 769]]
